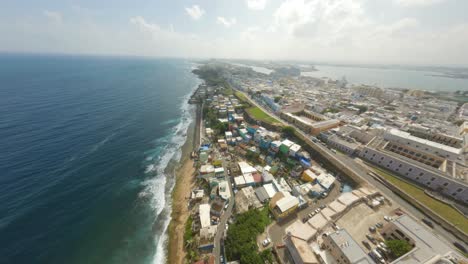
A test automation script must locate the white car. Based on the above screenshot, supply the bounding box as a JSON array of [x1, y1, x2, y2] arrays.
[[384, 215, 392, 221], [262, 238, 271, 247]]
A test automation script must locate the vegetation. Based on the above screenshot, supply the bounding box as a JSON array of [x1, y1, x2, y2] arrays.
[[246, 151, 261, 164], [234, 91, 249, 104], [371, 166, 468, 233], [192, 66, 229, 88], [203, 106, 228, 135], [385, 239, 412, 258], [274, 96, 282, 103], [356, 105, 368, 114], [322, 108, 340, 114], [282, 126, 296, 138], [184, 216, 198, 262], [246, 106, 279, 124], [225, 208, 272, 264]]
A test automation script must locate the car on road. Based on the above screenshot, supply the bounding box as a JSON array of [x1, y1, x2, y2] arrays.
[[453, 242, 467, 254], [422, 218, 434, 228], [262, 237, 271, 247], [395, 210, 404, 216]]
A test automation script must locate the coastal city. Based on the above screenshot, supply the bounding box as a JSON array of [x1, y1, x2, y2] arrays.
[[176, 61, 468, 264]]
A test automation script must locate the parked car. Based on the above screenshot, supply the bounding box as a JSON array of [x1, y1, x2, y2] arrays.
[[422, 218, 434, 228], [369, 226, 376, 233], [383, 215, 392, 221], [319, 205, 326, 209], [362, 240, 371, 250], [262, 238, 271, 247], [379, 242, 388, 249], [375, 222, 383, 228]]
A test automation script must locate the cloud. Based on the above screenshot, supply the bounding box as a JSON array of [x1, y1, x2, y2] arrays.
[[43, 10, 62, 23], [274, 0, 367, 40], [394, 0, 446, 7], [217, 17, 237, 28], [185, 5, 205, 20], [246, 0, 268, 10]]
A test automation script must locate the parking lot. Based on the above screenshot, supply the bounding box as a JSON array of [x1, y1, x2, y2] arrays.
[[337, 202, 398, 253]]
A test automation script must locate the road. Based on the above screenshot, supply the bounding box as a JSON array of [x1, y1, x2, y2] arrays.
[[213, 158, 235, 264], [236, 90, 467, 249]]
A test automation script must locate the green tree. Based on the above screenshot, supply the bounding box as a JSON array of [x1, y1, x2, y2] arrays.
[[282, 126, 296, 138], [386, 239, 412, 258], [274, 96, 282, 103]]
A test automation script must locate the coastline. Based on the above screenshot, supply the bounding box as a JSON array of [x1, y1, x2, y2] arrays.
[[166, 102, 201, 264]]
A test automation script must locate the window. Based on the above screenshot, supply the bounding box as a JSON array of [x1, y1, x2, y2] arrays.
[[443, 183, 448, 187], [457, 188, 462, 192], [390, 160, 393, 164], [395, 230, 405, 237], [399, 164, 402, 168], [431, 177, 435, 181], [408, 168, 413, 172], [419, 172, 424, 176]]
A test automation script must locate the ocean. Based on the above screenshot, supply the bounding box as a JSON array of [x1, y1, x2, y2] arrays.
[[0, 54, 199, 264], [301, 65, 468, 92]]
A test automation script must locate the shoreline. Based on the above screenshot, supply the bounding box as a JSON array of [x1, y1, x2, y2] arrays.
[[166, 102, 201, 264]]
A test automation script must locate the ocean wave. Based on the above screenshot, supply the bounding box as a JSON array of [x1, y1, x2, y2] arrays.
[[137, 78, 200, 264]]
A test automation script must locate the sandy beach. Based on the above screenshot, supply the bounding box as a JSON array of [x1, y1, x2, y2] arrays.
[[166, 103, 200, 264]]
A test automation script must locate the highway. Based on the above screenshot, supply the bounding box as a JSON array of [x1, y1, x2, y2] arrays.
[[235, 89, 467, 249]]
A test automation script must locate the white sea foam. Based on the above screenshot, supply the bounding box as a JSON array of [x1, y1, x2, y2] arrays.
[[138, 75, 201, 264]]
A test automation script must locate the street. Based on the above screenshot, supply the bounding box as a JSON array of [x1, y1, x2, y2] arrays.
[[213, 158, 235, 264], [236, 89, 467, 249]]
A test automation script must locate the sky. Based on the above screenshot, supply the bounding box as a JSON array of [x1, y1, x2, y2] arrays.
[[1, 0, 468, 65]]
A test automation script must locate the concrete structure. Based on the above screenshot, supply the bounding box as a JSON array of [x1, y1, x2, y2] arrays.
[[270, 191, 299, 220], [285, 235, 319, 264], [302, 169, 318, 183], [218, 180, 231, 201], [326, 134, 360, 155], [235, 186, 262, 213], [383, 129, 461, 161], [380, 215, 462, 264], [323, 229, 374, 264], [199, 204, 211, 228], [282, 110, 340, 135], [360, 142, 468, 204], [285, 220, 318, 242]]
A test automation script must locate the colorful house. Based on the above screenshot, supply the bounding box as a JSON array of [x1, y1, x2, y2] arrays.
[[280, 139, 294, 154]]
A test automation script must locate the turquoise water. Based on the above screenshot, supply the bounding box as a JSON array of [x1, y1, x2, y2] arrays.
[[302, 65, 468, 92]]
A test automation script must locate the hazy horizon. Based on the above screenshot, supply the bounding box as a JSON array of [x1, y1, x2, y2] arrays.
[[2, 0, 468, 66]]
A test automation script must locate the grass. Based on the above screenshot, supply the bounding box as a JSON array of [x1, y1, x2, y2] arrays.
[[246, 106, 280, 124], [371, 166, 468, 234], [234, 91, 249, 103]]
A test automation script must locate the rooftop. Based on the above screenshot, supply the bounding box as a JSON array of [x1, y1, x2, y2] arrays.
[[327, 229, 374, 264]]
